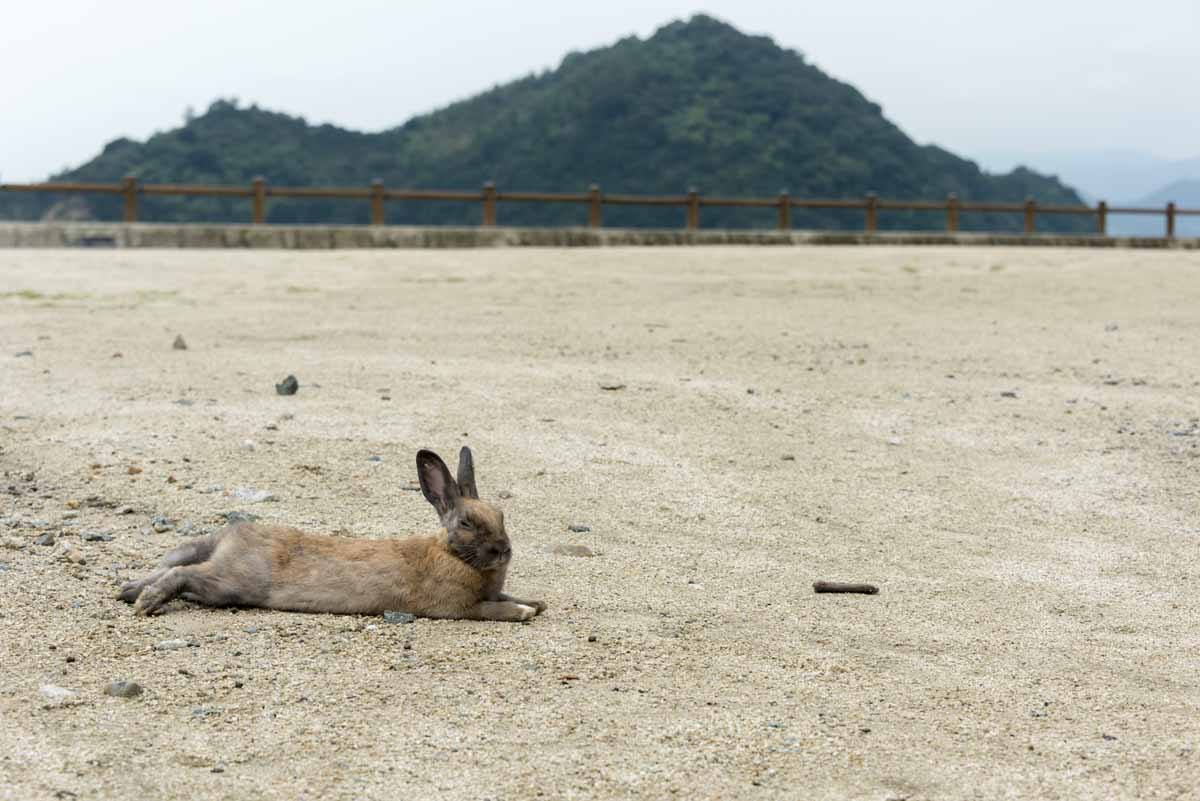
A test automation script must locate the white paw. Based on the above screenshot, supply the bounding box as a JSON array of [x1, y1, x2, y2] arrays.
[[516, 604, 537, 621]]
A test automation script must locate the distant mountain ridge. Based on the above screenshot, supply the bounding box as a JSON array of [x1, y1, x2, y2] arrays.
[[1, 15, 1089, 231], [977, 148, 1200, 204], [1107, 179, 1200, 237]]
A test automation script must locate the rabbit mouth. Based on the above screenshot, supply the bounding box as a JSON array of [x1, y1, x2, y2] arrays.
[[450, 542, 511, 571]]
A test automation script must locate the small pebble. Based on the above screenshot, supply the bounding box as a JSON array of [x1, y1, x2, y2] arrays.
[[222, 511, 260, 524], [367, 456, 382, 463], [154, 639, 190, 651], [1000, 391, 1019, 398], [38, 685, 78, 706], [104, 680, 143, 698], [567, 524, 591, 533], [275, 375, 299, 396], [588, 635, 598, 643], [498, 490, 513, 499], [62, 548, 86, 565], [151, 516, 173, 533], [230, 487, 276, 504], [34, 532, 56, 546], [383, 611, 416, 625], [172, 335, 188, 350], [84, 532, 113, 542], [550, 544, 596, 558]]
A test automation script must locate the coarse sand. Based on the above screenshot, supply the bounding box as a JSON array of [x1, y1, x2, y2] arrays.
[[0, 246, 1198, 800]]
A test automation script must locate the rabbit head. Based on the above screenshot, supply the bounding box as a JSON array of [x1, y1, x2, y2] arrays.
[[416, 447, 511, 572]]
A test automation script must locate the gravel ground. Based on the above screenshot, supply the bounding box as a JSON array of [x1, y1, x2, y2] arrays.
[[1, 246, 1198, 801]]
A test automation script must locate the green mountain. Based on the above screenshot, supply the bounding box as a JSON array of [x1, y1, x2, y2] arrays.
[[2, 15, 1090, 232]]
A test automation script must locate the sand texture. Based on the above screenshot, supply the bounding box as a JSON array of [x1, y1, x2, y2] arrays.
[[1, 246, 1198, 800]]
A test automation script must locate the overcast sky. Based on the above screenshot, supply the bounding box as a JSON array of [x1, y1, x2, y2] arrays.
[[2, 0, 1196, 183]]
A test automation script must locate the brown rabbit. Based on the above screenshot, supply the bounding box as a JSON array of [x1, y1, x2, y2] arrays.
[[117, 448, 546, 622]]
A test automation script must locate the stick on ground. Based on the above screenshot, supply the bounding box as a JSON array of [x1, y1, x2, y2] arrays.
[[813, 581, 879, 595]]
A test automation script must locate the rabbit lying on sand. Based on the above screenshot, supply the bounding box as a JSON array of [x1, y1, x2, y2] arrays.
[[118, 448, 546, 622]]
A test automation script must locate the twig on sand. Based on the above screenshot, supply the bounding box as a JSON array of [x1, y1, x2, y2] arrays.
[[813, 581, 879, 595]]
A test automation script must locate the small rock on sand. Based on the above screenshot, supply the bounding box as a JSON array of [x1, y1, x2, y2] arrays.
[[383, 611, 416, 624], [154, 639, 190, 651], [172, 335, 188, 350], [229, 487, 276, 504], [39, 685, 79, 706], [550, 544, 597, 558], [567, 524, 591, 533], [104, 680, 143, 698], [275, 375, 299, 396]]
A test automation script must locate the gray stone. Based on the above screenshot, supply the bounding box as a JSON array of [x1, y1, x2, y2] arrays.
[[39, 685, 79, 706], [567, 524, 592, 533], [151, 516, 173, 533], [230, 487, 275, 503], [383, 611, 416, 624], [154, 638, 190, 651], [550, 544, 597, 558], [275, 375, 299, 396], [84, 531, 113, 542], [104, 680, 143, 698], [34, 532, 56, 546], [172, 334, 188, 350], [221, 511, 259, 524]]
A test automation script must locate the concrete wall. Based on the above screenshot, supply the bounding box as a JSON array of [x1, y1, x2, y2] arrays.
[[0, 222, 1197, 249]]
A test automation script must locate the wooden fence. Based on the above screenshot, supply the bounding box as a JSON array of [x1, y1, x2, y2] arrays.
[[1, 177, 1196, 236]]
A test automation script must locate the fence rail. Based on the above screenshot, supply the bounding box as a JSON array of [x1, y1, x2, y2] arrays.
[[2, 176, 1196, 237]]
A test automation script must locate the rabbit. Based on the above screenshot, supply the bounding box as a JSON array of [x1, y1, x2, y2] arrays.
[[116, 447, 546, 622]]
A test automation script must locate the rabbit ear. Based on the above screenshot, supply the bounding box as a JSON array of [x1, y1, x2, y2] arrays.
[[416, 450, 459, 517], [457, 446, 479, 499]]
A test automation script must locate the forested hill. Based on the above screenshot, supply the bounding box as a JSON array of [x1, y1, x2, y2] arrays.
[[2, 15, 1088, 231]]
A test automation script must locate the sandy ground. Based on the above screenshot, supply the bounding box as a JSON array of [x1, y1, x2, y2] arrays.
[[0, 245, 1198, 801]]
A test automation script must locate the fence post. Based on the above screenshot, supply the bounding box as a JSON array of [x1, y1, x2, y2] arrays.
[[482, 181, 497, 226], [1097, 201, 1107, 236], [864, 192, 878, 233], [686, 187, 699, 230], [777, 190, 791, 230], [121, 175, 138, 223], [946, 193, 959, 233], [370, 179, 385, 225], [1166, 202, 1176, 238], [587, 184, 602, 228], [251, 176, 266, 224], [1023, 197, 1035, 234]]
